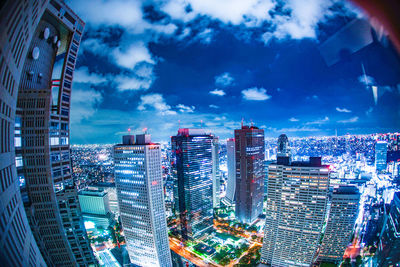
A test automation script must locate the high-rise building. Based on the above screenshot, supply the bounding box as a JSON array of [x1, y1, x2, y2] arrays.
[[79, 189, 113, 229], [277, 133, 291, 157], [375, 141, 388, 172], [114, 134, 172, 267], [261, 155, 330, 266], [0, 0, 95, 266], [317, 186, 360, 263], [212, 137, 220, 208], [376, 191, 400, 266], [234, 125, 265, 224], [225, 138, 236, 204], [171, 128, 214, 240]]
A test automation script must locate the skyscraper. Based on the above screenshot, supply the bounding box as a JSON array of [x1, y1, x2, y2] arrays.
[[376, 191, 400, 266], [114, 134, 172, 267], [317, 186, 360, 263], [225, 138, 236, 204], [234, 125, 265, 224], [375, 141, 388, 172], [261, 155, 330, 266], [0, 0, 95, 266], [79, 189, 113, 229], [277, 133, 291, 157], [171, 128, 214, 240], [212, 137, 220, 208]]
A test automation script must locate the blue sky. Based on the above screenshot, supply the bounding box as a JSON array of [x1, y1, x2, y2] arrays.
[[66, 0, 400, 144]]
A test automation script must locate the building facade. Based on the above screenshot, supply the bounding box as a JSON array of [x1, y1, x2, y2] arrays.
[[234, 125, 265, 224], [375, 141, 388, 172], [212, 137, 220, 208], [114, 134, 172, 267], [317, 186, 360, 263], [79, 189, 113, 229], [376, 191, 400, 266], [277, 134, 291, 157], [225, 138, 236, 204], [261, 156, 330, 266], [171, 128, 214, 240], [0, 0, 96, 266]]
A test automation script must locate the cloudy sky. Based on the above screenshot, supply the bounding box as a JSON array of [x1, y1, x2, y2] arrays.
[[66, 0, 400, 144]]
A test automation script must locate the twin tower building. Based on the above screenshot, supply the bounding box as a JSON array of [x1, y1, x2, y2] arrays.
[[115, 128, 360, 267]]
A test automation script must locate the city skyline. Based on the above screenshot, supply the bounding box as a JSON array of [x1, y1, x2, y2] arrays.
[[65, 0, 400, 144]]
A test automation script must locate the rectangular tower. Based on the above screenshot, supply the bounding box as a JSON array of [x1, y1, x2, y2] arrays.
[[317, 186, 360, 263], [114, 134, 172, 267], [234, 125, 265, 224], [261, 157, 330, 266], [212, 137, 221, 208], [375, 141, 388, 172], [171, 128, 214, 240], [225, 138, 236, 204]]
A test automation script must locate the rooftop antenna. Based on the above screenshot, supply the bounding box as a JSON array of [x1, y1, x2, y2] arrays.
[[178, 120, 180, 129], [250, 119, 253, 127], [200, 120, 203, 128], [128, 128, 131, 135], [241, 118, 244, 128], [143, 127, 148, 134]]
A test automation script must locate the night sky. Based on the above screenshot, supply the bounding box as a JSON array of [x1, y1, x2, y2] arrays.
[[66, 0, 400, 144]]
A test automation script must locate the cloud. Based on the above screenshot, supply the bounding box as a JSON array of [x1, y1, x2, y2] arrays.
[[306, 116, 329, 125], [336, 107, 352, 113], [73, 67, 107, 84], [137, 93, 177, 115], [289, 117, 299, 122], [242, 87, 271, 101], [215, 72, 234, 87], [338, 116, 359, 123], [114, 62, 155, 91], [112, 42, 154, 69], [176, 104, 195, 113], [209, 104, 219, 108], [358, 74, 375, 87], [70, 85, 102, 124], [209, 89, 226, 96]]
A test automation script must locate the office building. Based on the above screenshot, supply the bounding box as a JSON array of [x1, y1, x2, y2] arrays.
[[375, 141, 388, 172], [317, 186, 360, 263], [225, 138, 236, 204], [171, 128, 214, 240], [79, 189, 113, 229], [114, 134, 172, 267], [212, 137, 221, 208], [234, 125, 265, 224], [0, 0, 96, 266], [261, 155, 330, 266], [277, 134, 291, 157], [376, 192, 400, 266]]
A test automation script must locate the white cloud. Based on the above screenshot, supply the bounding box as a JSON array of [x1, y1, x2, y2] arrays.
[[114, 75, 153, 91], [242, 87, 271, 101], [336, 107, 352, 113], [215, 72, 234, 87], [306, 116, 329, 125], [358, 74, 375, 87], [338, 116, 359, 123], [176, 104, 195, 113], [73, 67, 107, 84], [70, 85, 102, 124], [209, 89, 226, 96], [289, 117, 299, 122], [209, 104, 219, 108], [112, 42, 154, 69], [137, 93, 177, 115]]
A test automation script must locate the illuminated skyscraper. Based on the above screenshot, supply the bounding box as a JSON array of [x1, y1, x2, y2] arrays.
[[261, 155, 330, 266], [234, 125, 265, 224], [1, 0, 95, 265], [114, 134, 172, 267], [171, 128, 214, 240], [225, 138, 236, 204], [317, 186, 360, 263], [212, 137, 220, 208], [375, 141, 388, 172]]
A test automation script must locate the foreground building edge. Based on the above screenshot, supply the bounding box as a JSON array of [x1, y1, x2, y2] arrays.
[[0, 0, 96, 266]]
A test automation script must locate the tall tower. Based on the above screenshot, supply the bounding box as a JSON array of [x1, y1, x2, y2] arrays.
[[277, 133, 291, 157], [212, 137, 220, 208], [225, 138, 236, 204], [261, 155, 330, 266], [234, 125, 265, 224], [375, 141, 388, 172], [317, 186, 360, 263], [1, 0, 96, 266], [114, 134, 172, 267], [171, 128, 214, 240]]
